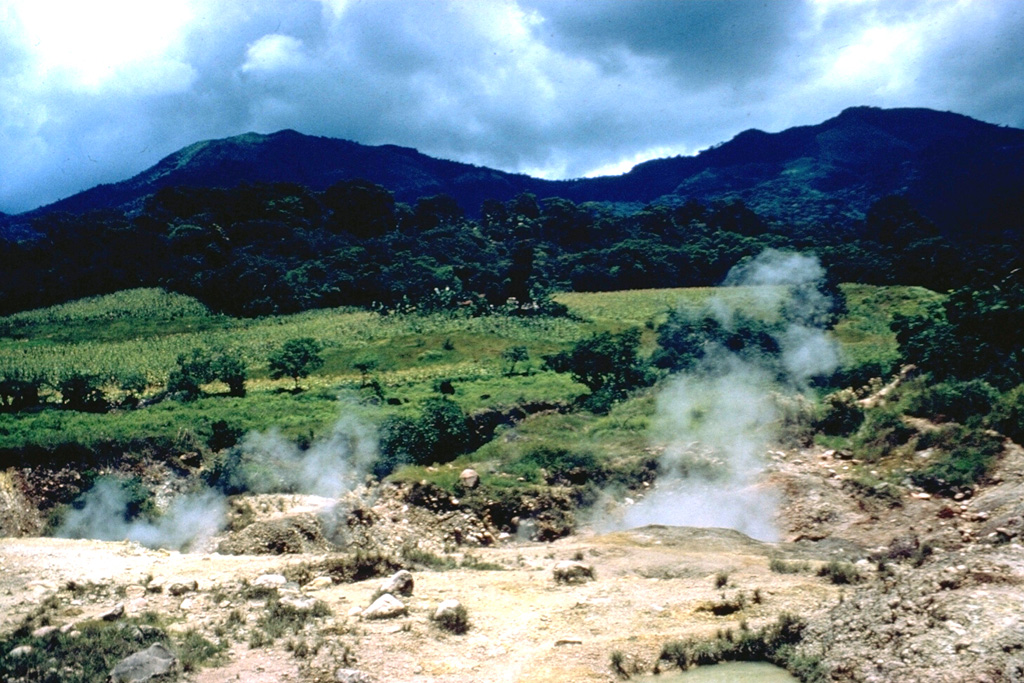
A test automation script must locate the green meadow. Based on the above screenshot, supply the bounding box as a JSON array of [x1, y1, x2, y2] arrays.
[[0, 284, 937, 460]]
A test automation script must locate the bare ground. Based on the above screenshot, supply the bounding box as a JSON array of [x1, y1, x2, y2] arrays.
[[3, 439, 1024, 682]]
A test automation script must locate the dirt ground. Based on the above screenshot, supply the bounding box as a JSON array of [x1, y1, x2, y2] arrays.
[[3, 438, 1024, 682]]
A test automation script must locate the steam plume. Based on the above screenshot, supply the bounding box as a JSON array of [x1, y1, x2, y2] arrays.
[[57, 410, 377, 550], [617, 250, 839, 541]]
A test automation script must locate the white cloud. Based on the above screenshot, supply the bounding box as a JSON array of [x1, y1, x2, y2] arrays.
[[242, 34, 307, 73], [1, 0, 1022, 214]]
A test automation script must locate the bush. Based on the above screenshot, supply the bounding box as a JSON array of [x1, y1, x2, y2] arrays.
[[852, 407, 915, 460], [817, 561, 861, 585], [989, 384, 1024, 443], [0, 372, 43, 412], [910, 425, 1004, 494], [905, 379, 998, 424], [510, 446, 603, 486], [816, 389, 864, 436], [432, 601, 470, 634], [58, 371, 108, 412]]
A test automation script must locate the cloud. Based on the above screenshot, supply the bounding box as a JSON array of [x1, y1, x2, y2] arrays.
[[1, 0, 1022, 213]]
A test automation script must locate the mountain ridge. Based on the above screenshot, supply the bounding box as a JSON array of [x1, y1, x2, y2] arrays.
[[5, 106, 1024, 239]]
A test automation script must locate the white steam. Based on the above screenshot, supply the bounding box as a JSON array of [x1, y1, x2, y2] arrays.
[[57, 480, 226, 551], [616, 250, 840, 541], [57, 411, 378, 551], [237, 415, 378, 498]]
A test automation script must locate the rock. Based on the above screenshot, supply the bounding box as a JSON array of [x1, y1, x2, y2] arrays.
[[252, 574, 288, 590], [109, 642, 178, 683], [362, 593, 407, 620], [433, 598, 463, 621], [101, 603, 125, 621], [552, 560, 594, 584], [459, 468, 480, 489], [304, 576, 333, 591], [279, 595, 321, 613], [554, 637, 583, 646], [377, 570, 414, 597], [335, 668, 376, 683], [9, 645, 33, 657], [31, 625, 58, 638], [167, 580, 197, 596]]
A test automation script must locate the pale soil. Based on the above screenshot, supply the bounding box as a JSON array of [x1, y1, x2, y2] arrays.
[[3, 438, 1024, 682]]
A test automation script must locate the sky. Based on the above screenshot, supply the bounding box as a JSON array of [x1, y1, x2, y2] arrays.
[[1, 0, 1022, 214]]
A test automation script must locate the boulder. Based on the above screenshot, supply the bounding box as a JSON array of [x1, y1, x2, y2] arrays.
[[376, 570, 414, 597], [335, 668, 376, 683], [252, 574, 288, 590], [9, 645, 33, 658], [100, 603, 126, 621], [552, 560, 594, 584], [362, 593, 407, 620], [279, 595, 321, 613], [167, 580, 197, 596], [459, 468, 480, 489], [109, 642, 178, 683], [304, 576, 333, 591]]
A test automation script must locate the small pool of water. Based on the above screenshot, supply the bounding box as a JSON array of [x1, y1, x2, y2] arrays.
[[648, 661, 799, 682]]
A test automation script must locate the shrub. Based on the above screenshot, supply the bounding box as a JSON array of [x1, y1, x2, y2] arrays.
[[432, 602, 470, 634], [58, 371, 108, 412], [989, 384, 1024, 443], [852, 407, 915, 459], [817, 561, 861, 585], [0, 372, 44, 412], [769, 558, 812, 574], [510, 446, 603, 486], [417, 397, 470, 464], [905, 379, 998, 424], [816, 389, 865, 436], [167, 347, 214, 401], [910, 425, 1004, 494]]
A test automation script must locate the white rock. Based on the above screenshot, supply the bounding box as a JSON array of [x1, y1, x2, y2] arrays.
[[459, 468, 480, 489], [362, 593, 407, 620], [252, 574, 288, 589], [377, 570, 414, 597], [433, 598, 463, 621], [304, 576, 333, 591]]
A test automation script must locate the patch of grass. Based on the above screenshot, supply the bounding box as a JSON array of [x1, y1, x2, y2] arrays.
[[401, 544, 457, 571], [713, 570, 730, 589], [460, 554, 505, 571], [769, 558, 813, 574], [250, 592, 331, 648], [697, 591, 749, 617], [657, 613, 826, 681], [0, 610, 224, 683]]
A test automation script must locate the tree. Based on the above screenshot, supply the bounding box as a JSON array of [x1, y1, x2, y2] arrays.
[[544, 329, 653, 411], [213, 352, 248, 397], [353, 355, 379, 387], [502, 346, 529, 376], [167, 348, 214, 401], [269, 337, 325, 390]]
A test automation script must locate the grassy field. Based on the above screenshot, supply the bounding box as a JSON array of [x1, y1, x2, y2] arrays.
[[0, 284, 940, 455]]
